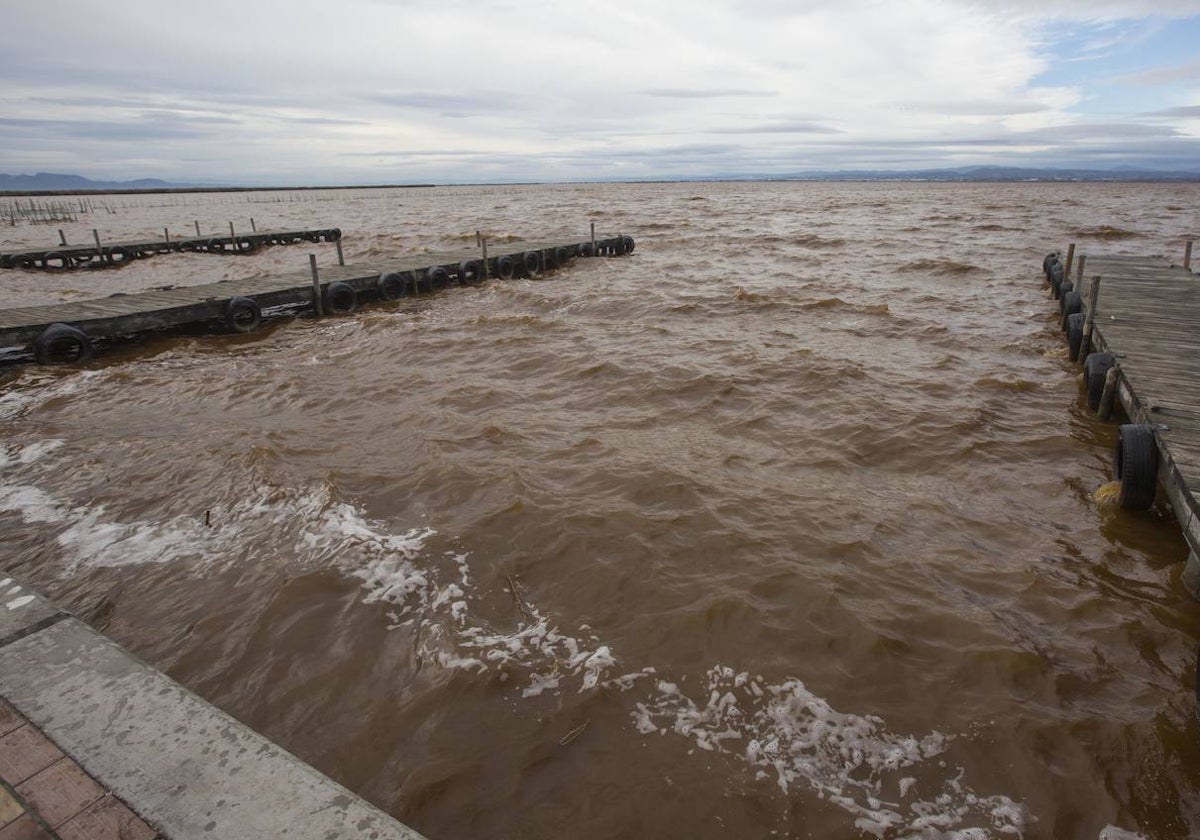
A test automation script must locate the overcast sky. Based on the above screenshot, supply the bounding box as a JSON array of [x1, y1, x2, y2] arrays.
[[2, 0, 1199, 184]]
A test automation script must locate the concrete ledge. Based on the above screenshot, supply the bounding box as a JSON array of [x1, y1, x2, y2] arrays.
[[0, 588, 427, 840]]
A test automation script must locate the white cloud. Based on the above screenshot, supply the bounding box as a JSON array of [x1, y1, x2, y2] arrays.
[[0, 0, 1197, 182]]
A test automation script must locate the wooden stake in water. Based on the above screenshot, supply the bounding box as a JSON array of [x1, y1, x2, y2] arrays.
[[1186, 239, 1194, 270], [194, 220, 201, 236], [164, 227, 170, 247], [1064, 243, 1075, 279], [1080, 275, 1102, 360], [1075, 254, 1086, 285], [1098, 363, 1120, 421], [335, 239, 345, 266], [58, 229, 67, 246], [92, 229, 102, 251], [481, 236, 489, 280], [309, 254, 324, 316], [250, 218, 257, 232], [590, 222, 596, 255], [229, 221, 236, 242]]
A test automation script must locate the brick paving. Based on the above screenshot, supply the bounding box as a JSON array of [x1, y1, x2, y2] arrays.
[[0, 699, 160, 840]]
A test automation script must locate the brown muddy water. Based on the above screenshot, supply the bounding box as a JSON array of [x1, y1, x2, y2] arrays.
[[1, 181, 1199, 839]]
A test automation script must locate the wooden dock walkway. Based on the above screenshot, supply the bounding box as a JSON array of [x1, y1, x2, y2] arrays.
[[0, 233, 634, 364], [0, 227, 341, 271], [1043, 241, 1200, 594]]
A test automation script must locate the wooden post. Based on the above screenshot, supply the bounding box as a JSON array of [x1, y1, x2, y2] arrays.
[[475, 230, 481, 247], [1097, 364, 1120, 421], [250, 218, 257, 232], [1080, 275, 1101, 360], [1075, 254, 1086, 285], [194, 220, 201, 236], [309, 254, 323, 316], [481, 236, 489, 279], [229, 221, 236, 241], [1186, 239, 1194, 270], [590, 222, 596, 255], [1063, 243, 1075, 279], [57, 229, 67, 246], [164, 227, 170, 246], [335, 239, 345, 266], [92, 229, 102, 251]]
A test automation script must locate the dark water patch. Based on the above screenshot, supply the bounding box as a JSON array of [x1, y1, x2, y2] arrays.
[[898, 257, 980, 275], [1072, 225, 1142, 240]]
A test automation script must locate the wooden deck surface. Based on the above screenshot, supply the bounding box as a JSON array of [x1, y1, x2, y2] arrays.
[[0, 236, 626, 350], [1073, 252, 1200, 557]]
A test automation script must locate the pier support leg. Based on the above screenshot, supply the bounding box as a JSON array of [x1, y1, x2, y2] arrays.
[[1097, 365, 1120, 421], [336, 240, 345, 267], [1064, 243, 1075, 279], [1182, 552, 1200, 601], [1186, 240, 1194, 271], [309, 254, 323, 316]]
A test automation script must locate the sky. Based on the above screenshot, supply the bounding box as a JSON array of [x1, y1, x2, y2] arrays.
[[2, 0, 1200, 185]]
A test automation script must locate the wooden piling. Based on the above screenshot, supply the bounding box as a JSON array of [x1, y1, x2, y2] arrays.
[[335, 240, 345, 267], [194, 221, 201, 236], [1186, 239, 1194, 271], [250, 218, 257, 233], [1080, 275, 1101, 360], [164, 227, 170, 246], [1064, 243, 1075, 279], [481, 236, 489, 280], [590, 222, 596, 254], [1097, 363, 1120, 421], [58, 229, 67, 246], [92, 230, 102, 251], [1075, 254, 1086, 285], [229, 221, 236, 241], [309, 255, 323, 316]]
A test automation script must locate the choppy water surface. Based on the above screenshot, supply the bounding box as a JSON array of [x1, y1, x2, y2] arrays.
[[2, 182, 1199, 839]]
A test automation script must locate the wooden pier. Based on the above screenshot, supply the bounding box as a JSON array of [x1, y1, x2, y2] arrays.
[[1043, 240, 1200, 595], [0, 233, 635, 364], [0, 227, 341, 271]]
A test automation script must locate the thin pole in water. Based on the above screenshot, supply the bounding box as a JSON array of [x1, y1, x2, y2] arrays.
[[481, 236, 489, 279], [164, 227, 170, 247], [1186, 239, 1194, 271], [1080, 275, 1102, 360], [1075, 254, 1086, 285], [1063, 243, 1075, 280], [590, 222, 596, 255], [335, 239, 345, 266], [92, 229, 102, 251], [309, 254, 324, 316], [229, 221, 236, 242], [250, 218, 257, 232], [57, 229, 67, 246], [194, 220, 201, 236]]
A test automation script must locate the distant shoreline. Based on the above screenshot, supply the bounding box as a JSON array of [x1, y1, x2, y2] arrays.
[[2, 173, 1199, 197]]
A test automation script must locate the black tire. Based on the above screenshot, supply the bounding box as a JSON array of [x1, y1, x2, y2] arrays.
[[326, 228, 342, 242], [33, 323, 92, 365], [1084, 352, 1115, 411], [224, 296, 262, 332], [1066, 312, 1085, 361], [378, 272, 406, 300], [302, 232, 320, 243], [1113, 423, 1158, 510], [324, 281, 357, 314], [552, 247, 569, 267], [1043, 253, 1060, 279], [621, 235, 635, 254], [427, 266, 449, 289], [1059, 279, 1073, 302], [235, 237, 258, 254], [522, 251, 540, 276], [459, 259, 482, 283], [207, 239, 226, 253], [43, 251, 72, 271], [495, 255, 515, 279], [1060, 290, 1082, 330], [107, 246, 133, 264], [12, 256, 35, 269], [580, 242, 594, 257], [1049, 261, 1064, 297]]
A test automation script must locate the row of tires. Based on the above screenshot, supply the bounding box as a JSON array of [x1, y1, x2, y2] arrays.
[[26, 237, 636, 364], [3, 229, 341, 271], [1043, 252, 1158, 511]]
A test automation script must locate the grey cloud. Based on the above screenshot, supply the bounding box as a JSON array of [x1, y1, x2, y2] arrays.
[[899, 100, 1051, 116], [712, 121, 842, 135], [1113, 58, 1200, 86], [1143, 105, 1200, 118], [371, 92, 524, 112], [642, 88, 779, 99]]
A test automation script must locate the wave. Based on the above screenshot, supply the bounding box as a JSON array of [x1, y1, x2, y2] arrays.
[[898, 258, 979, 275], [1071, 226, 1141, 240]]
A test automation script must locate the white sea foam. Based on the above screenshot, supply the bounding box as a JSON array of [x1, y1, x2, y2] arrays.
[[1098, 827, 1146, 840], [632, 666, 1028, 838]]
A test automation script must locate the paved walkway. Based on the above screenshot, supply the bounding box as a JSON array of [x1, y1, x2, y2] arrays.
[[0, 698, 158, 839]]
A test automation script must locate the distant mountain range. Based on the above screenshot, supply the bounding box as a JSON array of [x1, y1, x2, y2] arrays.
[[1, 165, 1198, 193]]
